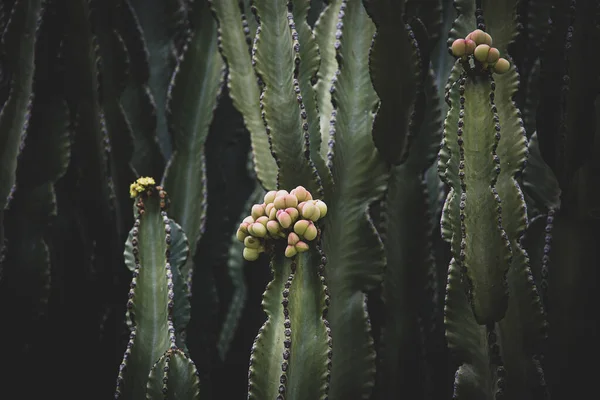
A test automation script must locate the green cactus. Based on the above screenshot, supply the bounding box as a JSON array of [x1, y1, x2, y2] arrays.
[[2, 0, 600, 398]]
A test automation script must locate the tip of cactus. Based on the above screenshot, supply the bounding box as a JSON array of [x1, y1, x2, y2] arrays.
[[129, 177, 157, 198]]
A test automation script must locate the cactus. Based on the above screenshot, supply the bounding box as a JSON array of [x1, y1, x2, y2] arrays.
[[1, 0, 599, 398]]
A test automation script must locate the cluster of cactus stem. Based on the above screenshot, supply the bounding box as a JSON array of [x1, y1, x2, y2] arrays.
[[236, 186, 327, 261], [451, 29, 510, 74]]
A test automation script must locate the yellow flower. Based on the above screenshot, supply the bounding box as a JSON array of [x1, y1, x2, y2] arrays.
[[129, 177, 157, 198]]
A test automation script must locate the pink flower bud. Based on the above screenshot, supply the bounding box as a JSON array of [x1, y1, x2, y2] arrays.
[[276, 210, 292, 229], [487, 47, 500, 64], [493, 58, 510, 74], [285, 207, 299, 222], [276, 190, 289, 198], [266, 220, 281, 236], [287, 232, 300, 245], [251, 204, 265, 220], [291, 186, 312, 202], [284, 194, 298, 208], [451, 39, 466, 57], [273, 195, 286, 210], [465, 39, 476, 55], [243, 216, 254, 224], [265, 203, 275, 217], [295, 241, 309, 253], [285, 245, 298, 258]]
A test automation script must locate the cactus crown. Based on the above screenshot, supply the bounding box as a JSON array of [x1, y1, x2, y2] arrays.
[[236, 186, 328, 261], [451, 29, 510, 75]]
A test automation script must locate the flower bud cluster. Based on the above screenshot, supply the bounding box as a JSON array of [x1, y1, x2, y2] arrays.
[[451, 29, 510, 75], [237, 186, 328, 261], [129, 177, 156, 198]]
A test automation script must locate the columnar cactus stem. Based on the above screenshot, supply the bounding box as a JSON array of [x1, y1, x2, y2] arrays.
[[116, 178, 200, 399], [241, 186, 330, 399]]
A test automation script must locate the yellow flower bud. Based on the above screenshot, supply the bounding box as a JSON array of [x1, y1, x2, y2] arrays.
[[303, 223, 318, 241], [243, 216, 255, 224], [314, 200, 327, 218], [474, 44, 490, 63], [264, 190, 277, 204], [273, 195, 286, 210], [265, 203, 275, 217], [251, 204, 266, 220], [266, 220, 281, 236], [244, 236, 262, 249], [284, 194, 298, 208], [255, 216, 269, 226], [248, 222, 267, 238], [243, 247, 260, 261], [301, 201, 321, 221], [236, 228, 248, 242], [493, 58, 510, 74], [293, 219, 310, 236]]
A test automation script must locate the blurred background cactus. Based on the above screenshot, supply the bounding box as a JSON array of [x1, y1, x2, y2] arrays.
[[0, 0, 597, 399]]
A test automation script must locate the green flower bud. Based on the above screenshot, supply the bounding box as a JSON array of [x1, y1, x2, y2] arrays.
[[285, 245, 298, 258], [291, 186, 312, 202], [314, 200, 327, 218], [465, 39, 476, 55], [474, 44, 490, 63], [487, 47, 500, 64], [293, 219, 310, 236], [236, 228, 248, 242], [244, 236, 262, 249], [251, 204, 266, 220], [285, 207, 299, 223], [303, 222, 318, 241], [243, 247, 260, 261], [288, 232, 300, 245], [451, 39, 466, 57], [276, 210, 293, 229], [243, 216, 255, 224], [264, 190, 277, 204], [248, 222, 267, 238], [267, 220, 281, 236], [295, 241, 309, 253], [493, 58, 510, 74]]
